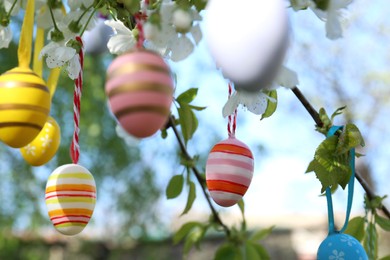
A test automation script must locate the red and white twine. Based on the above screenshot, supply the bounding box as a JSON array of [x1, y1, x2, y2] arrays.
[[70, 36, 84, 164], [227, 83, 237, 138], [135, 0, 149, 49]]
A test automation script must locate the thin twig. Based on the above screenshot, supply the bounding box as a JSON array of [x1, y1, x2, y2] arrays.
[[167, 115, 231, 236], [291, 86, 390, 219]]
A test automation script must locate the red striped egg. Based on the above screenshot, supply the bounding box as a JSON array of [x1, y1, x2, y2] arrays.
[[206, 137, 254, 207], [105, 50, 174, 138], [45, 164, 96, 236]]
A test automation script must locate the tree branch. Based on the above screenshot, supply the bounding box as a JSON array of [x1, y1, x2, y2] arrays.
[[291, 86, 390, 219], [167, 115, 231, 236]]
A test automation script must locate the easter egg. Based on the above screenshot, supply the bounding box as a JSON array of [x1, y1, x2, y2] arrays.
[[317, 233, 368, 260], [0, 67, 50, 148], [20, 116, 61, 166], [204, 0, 288, 91], [45, 164, 96, 236], [206, 137, 254, 207], [105, 50, 174, 138]]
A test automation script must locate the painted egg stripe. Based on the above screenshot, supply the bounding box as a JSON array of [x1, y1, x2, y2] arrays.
[[3, 70, 39, 76], [45, 184, 96, 193], [46, 179, 96, 187], [45, 191, 95, 198], [51, 215, 91, 220], [0, 122, 42, 130], [45, 194, 96, 200], [47, 203, 95, 212], [53, 219, 90, 225], [0, 81, 49, 92], [46, 197, 96, 204], [107, 83, 173, 98], [206, 173, 252, 187], [206, 164, 254, 178], [107, 63, 170, 81], [54, 222, 87, 228], [47, 172, 94, 181], [207, 158, 253, 171], [210, 191, 243, 201], [0, 104, 50, 115], [207, 180, 248, 195], [114, 105, 170, 118], [208, 152, 254, 164], [211, 144, 253, 158], [48, 208, 93, 218]]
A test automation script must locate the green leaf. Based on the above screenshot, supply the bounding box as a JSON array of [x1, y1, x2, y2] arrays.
[[214, 243, 241, 260], [181, 181, 196, 215], [379, 256, 390, 260], [375, 213, 390, 231], [336, 124, 365, 155], [249, 226, 275, 242], [245, 242, 261, 260], [193, 0, 207, 12], [176, 88, 198, 104], [182, 225, 208, 255], [344, 216, 365, 242], [166, 174, 184, 199], [330, 106, 346, 121], [173, 221, 201, 244], [177, 103, 198, 144], [306, 135, 351, 192], [251, 243, 270, 260], [364, 222, 378, 260], [237, 199, 245, 215], [260, 90, 277, 120], [188, 104, 207, 111]]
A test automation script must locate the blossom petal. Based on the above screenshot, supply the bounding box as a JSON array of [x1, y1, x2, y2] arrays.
[[107, 34, 136, 55], [190, 24, 203, 45], [222, 92, 239, 118], [326, 11, 343, 39], [170, 35, 194, 62], [105, 20, 132, 35], [66, 55, 81, 80], [0, 26, 13, 49], [276, 66, 299, 88], [237, 91, 268, 115]]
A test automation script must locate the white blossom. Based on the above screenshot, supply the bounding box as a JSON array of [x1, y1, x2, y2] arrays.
[[144, 2, 202, 61], [222, 90, 274, 117], [104, 20, 136, 55], [311, 0, 352, 39], [0, 26, 12, 49], [275, 66, 299, 89]]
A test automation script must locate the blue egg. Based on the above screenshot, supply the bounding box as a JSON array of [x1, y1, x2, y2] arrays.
[[317, 233, 368, 260]]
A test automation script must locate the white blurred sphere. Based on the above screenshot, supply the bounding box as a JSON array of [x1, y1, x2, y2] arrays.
[[205, 0, 289, 89], [83, 19, 113, 55]]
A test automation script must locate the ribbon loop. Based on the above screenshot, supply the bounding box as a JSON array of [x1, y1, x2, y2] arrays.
[[325, 125, 356, 234]]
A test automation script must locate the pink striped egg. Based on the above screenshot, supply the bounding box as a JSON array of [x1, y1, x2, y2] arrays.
[[105, 50, 174, 138], [206, 137, 254, 207], [45, 164, 96, 236]]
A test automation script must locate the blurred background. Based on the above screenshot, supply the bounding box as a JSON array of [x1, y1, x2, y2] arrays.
[[0, 0, 389, 259]]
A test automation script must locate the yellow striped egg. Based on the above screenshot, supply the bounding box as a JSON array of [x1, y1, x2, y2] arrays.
[[0, 67, 51, 148], [45, 164, 97, 236], [20, 116, 61, 166]]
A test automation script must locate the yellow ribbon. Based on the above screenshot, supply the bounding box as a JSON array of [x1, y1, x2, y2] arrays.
[[18, 0, 35, 68], [33, 28, 45, 77], [47, 68, 61, 99]]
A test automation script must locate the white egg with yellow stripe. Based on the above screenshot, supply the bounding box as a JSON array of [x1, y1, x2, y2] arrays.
[[45, 164, 96, 236]]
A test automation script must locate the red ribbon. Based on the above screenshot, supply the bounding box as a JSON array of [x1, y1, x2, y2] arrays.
[[70, 36, 84, 164], [227, 83, 237, 137]]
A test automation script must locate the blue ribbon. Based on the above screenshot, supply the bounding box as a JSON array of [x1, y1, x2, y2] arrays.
[[325, 125, 356, 234]]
